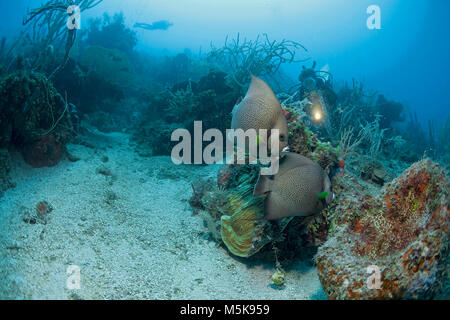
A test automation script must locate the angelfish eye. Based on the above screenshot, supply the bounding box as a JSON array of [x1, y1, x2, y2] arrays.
[[279, 134, 286, 142]]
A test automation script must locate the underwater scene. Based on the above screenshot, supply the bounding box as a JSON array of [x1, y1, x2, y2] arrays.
[[0, 0, 448, 301]]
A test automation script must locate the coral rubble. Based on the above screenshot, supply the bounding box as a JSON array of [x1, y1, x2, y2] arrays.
[[316, 159, 449, 299], [22, 201, 53, 225]]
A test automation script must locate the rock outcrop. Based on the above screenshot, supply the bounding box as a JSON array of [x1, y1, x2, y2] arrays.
[[316, 159, 449, 299]]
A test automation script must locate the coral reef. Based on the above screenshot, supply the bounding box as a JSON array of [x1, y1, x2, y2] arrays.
[[132, 120, 182, 157], [401, 111, 428, 156], [432, 116, 450, 171], [52, 58, 125, 114], [0, 71, 74, 167], [182, 57, 448, 299], [318, 78, 378, 146], [84, 12, 137, 56], [139, 50, 211, 86], [316, 159, 449, 299], [208, 33, 309, 91], [187, 97, 341, 260], [190, 164, 296, 258], [164, 70, 238, 132], [132, 70, 240, 156], [283, 79, 412, 181], [79, 46, 133, 87], [190, 159, 333, 261], [21, 0, 104, 77], [0, 149, 15, 196], [42, 11, 139, 115], [156, 53, 191, 85], [358, 116, 388, 160], [284, 107, 339, 172], [359, 158, 391, 186], [438, 116, 450, 156], [375, 94, 404, 129], [1, 4, 446, 299]]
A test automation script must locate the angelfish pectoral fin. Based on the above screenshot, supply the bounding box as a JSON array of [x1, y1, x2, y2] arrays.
[[253, 174, 274, 196], [317, 191, 330, 200]]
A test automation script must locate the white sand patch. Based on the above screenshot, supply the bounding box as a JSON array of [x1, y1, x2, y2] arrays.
[[0, 132, 325, 300]]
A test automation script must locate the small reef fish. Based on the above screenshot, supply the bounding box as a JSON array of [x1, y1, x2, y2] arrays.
[[254, 152, 334, 220], [231, 75, 288, 152]]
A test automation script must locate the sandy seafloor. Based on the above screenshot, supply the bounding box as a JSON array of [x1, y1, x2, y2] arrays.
[[0, 129, 326, 300]]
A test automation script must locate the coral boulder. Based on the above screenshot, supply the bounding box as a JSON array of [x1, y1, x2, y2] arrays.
[[316, 159, 449, 299], [22, 135, 63, 168], [0, 71, 74, 167]]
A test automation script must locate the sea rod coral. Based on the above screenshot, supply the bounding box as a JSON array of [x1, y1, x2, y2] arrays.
[[208, 33, 309, 90], [22, 0, 103, 76]]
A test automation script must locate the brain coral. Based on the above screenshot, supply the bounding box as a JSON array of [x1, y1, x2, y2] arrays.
[[316, 159, 449, 299]]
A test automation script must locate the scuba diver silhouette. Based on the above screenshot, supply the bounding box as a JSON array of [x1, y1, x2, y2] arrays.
[[133, 20, 173, 31]]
